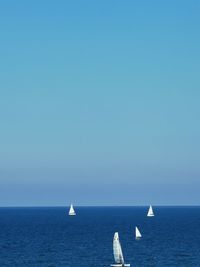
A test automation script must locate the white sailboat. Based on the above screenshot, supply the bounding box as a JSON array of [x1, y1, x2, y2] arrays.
[[135, 226, 142, 239], [68, 204, 76, 216], [111, 232, 130, 267], [147, 205, 154, 217]]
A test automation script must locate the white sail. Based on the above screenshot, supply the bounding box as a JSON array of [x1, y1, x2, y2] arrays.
[[135, 226, 142, 239], [111, 232, 130, 267], [113, 232, 124, 264], [147, 205, 154, 217], [68, 204, 76, 216]]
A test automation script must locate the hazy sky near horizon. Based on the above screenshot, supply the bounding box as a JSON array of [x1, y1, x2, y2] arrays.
[[0, 0, 200, 206]]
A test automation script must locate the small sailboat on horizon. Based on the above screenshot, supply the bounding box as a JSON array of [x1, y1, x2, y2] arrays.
[[147, 205, 154, 217], [111, 232, 130, 267], [68, 204, 76, 216], [135, 226, 142, 239]]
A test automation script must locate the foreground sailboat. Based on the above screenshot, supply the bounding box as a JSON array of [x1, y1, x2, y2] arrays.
[[135, 226, 142, 239], [68, 204, 76, 216], [147, 205, 154, 217], [111, 232, 130, 267]]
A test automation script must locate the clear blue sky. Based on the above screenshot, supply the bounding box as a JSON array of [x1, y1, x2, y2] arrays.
[[0, 0, 200, 206]]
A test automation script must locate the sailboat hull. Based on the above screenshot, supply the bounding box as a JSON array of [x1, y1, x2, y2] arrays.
[[111, 264, 130, 267]]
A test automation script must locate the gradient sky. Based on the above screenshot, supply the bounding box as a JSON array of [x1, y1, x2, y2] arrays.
[[0, 0, 200, 206]]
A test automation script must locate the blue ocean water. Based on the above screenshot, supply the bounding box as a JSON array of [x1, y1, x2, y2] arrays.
[[0, 206, 200, 266]]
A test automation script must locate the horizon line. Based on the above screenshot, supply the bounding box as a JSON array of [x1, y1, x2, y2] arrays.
[[0, 205, 200, 208]]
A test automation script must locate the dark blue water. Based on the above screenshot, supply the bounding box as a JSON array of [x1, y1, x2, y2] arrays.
[[0, 207, 200, 266]]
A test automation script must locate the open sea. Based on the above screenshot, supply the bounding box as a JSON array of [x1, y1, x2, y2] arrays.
[[0, 206, 200, 266]]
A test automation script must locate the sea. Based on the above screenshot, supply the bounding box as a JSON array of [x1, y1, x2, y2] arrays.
[[0, 206, 200, 266]]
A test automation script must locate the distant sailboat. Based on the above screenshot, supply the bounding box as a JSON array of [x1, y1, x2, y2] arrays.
[[135, 226, 142, 239], [111, 232, 130, 267], [68, 204, 76, 216], [147, 205, 154, 217]]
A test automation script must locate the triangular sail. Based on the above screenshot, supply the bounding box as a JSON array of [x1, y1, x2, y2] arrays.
[[147, 205, 154, 217], [69, 204, 76, 216], [113, 232, 124, 264], [111, 232, 130, 266], [135, 226, 142, 239]]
